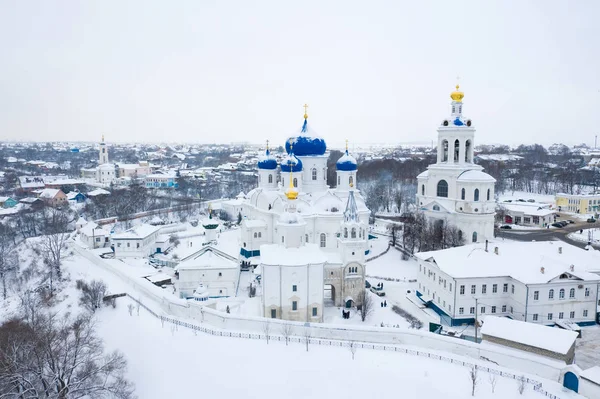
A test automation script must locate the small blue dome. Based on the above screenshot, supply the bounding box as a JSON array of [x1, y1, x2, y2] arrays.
[[280, 153, 303, 172], [336, 150, 357, 171], [453, 117, 464, 126], [257, 149, 277, 170], [284, 119, 327, 156]]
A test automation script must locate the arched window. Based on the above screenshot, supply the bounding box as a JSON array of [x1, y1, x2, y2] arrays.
[[454, 139, 460, 162], [351, 228, 356, 238], [320, 233, 326, 248], [549, 289, 554, 299], [337, 176, 340, 185], [569, 288, 575, 298], [559, 289, 565, 299], [487, 188, 490, 201], [437, 180, 448, 198], [474, 189, 480, 202], [421, 185, 425, 195], [344, 228, 348, 238], [253, 232, 257, 238], [258, 232, 262, 238], [349, 176, 353, 186], [458, 230, 463, 241], [433, 205, 440, 211], [452, 105, 456, 113], [293, 178, 298, 188], [472, 231, 477, 243], [305, 234, 308, 243], [268, 174, 273, 184], [442, 140, 449, 162], [281, 236, 284, 243], [461, 188, 465, 200], [465, 140, 471, 162], [311, 168, 317, 181]]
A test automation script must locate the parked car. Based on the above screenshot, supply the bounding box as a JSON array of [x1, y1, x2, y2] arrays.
[[365, 280, 371, 289], [370, 287, 386, 297], [500, 225, 512, 229], [551, 222, 563, 228], [527, 199, 536, 203], [567, 220, 575, 224], [587, 218, 596, 223]]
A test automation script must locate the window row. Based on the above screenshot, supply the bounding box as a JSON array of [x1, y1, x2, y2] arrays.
[[458, 305, 511, 315], [337, 175, 355, 186], [343, 227, 365, 239], [459, 283, 513, 295], [544, 310, 588, 321]]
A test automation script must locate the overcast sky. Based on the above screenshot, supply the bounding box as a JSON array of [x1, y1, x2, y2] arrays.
[[1, 1, 599, 148]]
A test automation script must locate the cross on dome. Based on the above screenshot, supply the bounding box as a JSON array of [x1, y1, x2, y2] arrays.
[[303, 103, 309, 120]]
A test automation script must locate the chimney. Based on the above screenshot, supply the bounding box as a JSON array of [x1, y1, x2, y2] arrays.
[[570, 265, 575, 272], [558, 247, 562, 254], [494, 247, 499, 255], [540, 267, 545, 274], [485, 240, 489, 252]]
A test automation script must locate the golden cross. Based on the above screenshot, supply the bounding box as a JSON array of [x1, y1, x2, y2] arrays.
[[266, 139, 269, 150], [303, 103, 309, 119], [456, 75, 460, 89], [345, 139, 349, 151]]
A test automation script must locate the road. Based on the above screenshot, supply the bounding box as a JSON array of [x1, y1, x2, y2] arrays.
[[495, 221, 599, 249]]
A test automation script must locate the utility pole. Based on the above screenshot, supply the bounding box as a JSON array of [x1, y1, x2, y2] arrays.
[[474, 297, 478, 343]]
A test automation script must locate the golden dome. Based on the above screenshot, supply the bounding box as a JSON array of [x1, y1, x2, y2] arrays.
[[450, 84, 464, 102]]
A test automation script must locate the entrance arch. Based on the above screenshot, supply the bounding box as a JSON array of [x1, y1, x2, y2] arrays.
[[563, 372, 579, 392], [324, 284, 335, 307]]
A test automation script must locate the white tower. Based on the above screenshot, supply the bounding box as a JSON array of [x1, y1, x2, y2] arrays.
[[336, 140, 358, 192], [99, 135, 109, 165], [416, 85, 496, 243], [280, 150, 303, 194], [257, 141, 278, 190]]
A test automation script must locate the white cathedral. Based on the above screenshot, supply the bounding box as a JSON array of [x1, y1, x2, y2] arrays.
[[416, 85, 496, 243], [240, 110, 370, 322]]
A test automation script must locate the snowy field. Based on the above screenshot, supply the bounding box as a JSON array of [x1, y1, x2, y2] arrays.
[[95, 298, 572, 399]]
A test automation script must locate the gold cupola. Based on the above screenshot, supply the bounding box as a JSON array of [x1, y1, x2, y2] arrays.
[[450, 84, 464, 102]]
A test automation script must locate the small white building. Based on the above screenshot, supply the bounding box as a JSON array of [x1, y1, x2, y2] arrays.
[[500, 202, 556, 227], [80, 221, 110, 249], [416, 241, 600, 327], [111, 224, 161, 258], [580, 366, 600, 398], [174, 246, 240, 298]]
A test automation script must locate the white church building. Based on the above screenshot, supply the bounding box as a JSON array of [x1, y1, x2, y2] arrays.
[[241, 109, 371, 322], [416, 85, 496, 243]]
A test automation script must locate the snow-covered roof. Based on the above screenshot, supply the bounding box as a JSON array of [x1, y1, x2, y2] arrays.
[[80, 222, 109, 237], [260, 243, 327, 266], [38, 188, 62, 199], [481, 316, 577, 355], [416, 170, 429, 179], [502, 203, 556, 217], [112, 224, 160, 240], [284, 120, 326, 156], [145, 273, 172, 284], [175, 246, 239, 271], [336, 150, 357, 171], [415, 241, 600, 284], [456, 169, 496, 183], [87, 188, 111, 196], [580, 366, 600, 385], [244, 219, 267, 228]]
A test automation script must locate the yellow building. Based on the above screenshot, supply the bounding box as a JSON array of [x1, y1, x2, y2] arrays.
[[555, 193, 600, 214]]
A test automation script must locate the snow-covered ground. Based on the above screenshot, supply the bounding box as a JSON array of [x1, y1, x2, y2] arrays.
[[95, 298, 575, 399], [567, 228, 600, 244], [497, 191, 555, 205]]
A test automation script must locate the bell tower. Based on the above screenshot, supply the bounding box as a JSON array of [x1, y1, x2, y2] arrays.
[[99, 135, 109, 165]]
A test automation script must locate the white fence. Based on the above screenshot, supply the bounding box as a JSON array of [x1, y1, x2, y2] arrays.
[[72, 243, 570, 388]]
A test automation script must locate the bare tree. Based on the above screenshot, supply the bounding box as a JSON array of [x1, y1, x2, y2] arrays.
[[302, 327, 311, 352], [488, 373, 498, 393], [358, 290, 374, 322], [262, 321, 271, 344], [0, 226, 18, 300], [469, 366, 478, 397], [127, 304, 134, 316], [78, 279, 109, 313], [41, 209, 71, 292], [0, 312, 135, 398], [517, 375, 526, 395], [348, 341, 358, 360], [280, 323, 294, 346]]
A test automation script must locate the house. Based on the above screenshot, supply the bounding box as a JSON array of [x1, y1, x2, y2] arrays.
[[221, 193, 245, 221], [480, 315, 578, 364], [145, 171, 177, 189], [0, 197, 18, 208], [80, 222, 110, 249], [174, 246, 240, 298], [37, 189, 68, 208], [66, 192, 86, 203], [556, 192, 600, 214], [415, 241, 600, 327], [500, 202, 556, 227], [579, 366, 600, 398], [111, 224, 161, 258], [19, 197, 44, 209], [87, 188, 111, 197]]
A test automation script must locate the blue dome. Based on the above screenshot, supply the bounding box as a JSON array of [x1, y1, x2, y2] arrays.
[[257, 149, 277, 170], [280, 153, 303, 172], [336, 150, 357, 171], [284, 119, 327, 156], [453, 117, 464, 126]]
